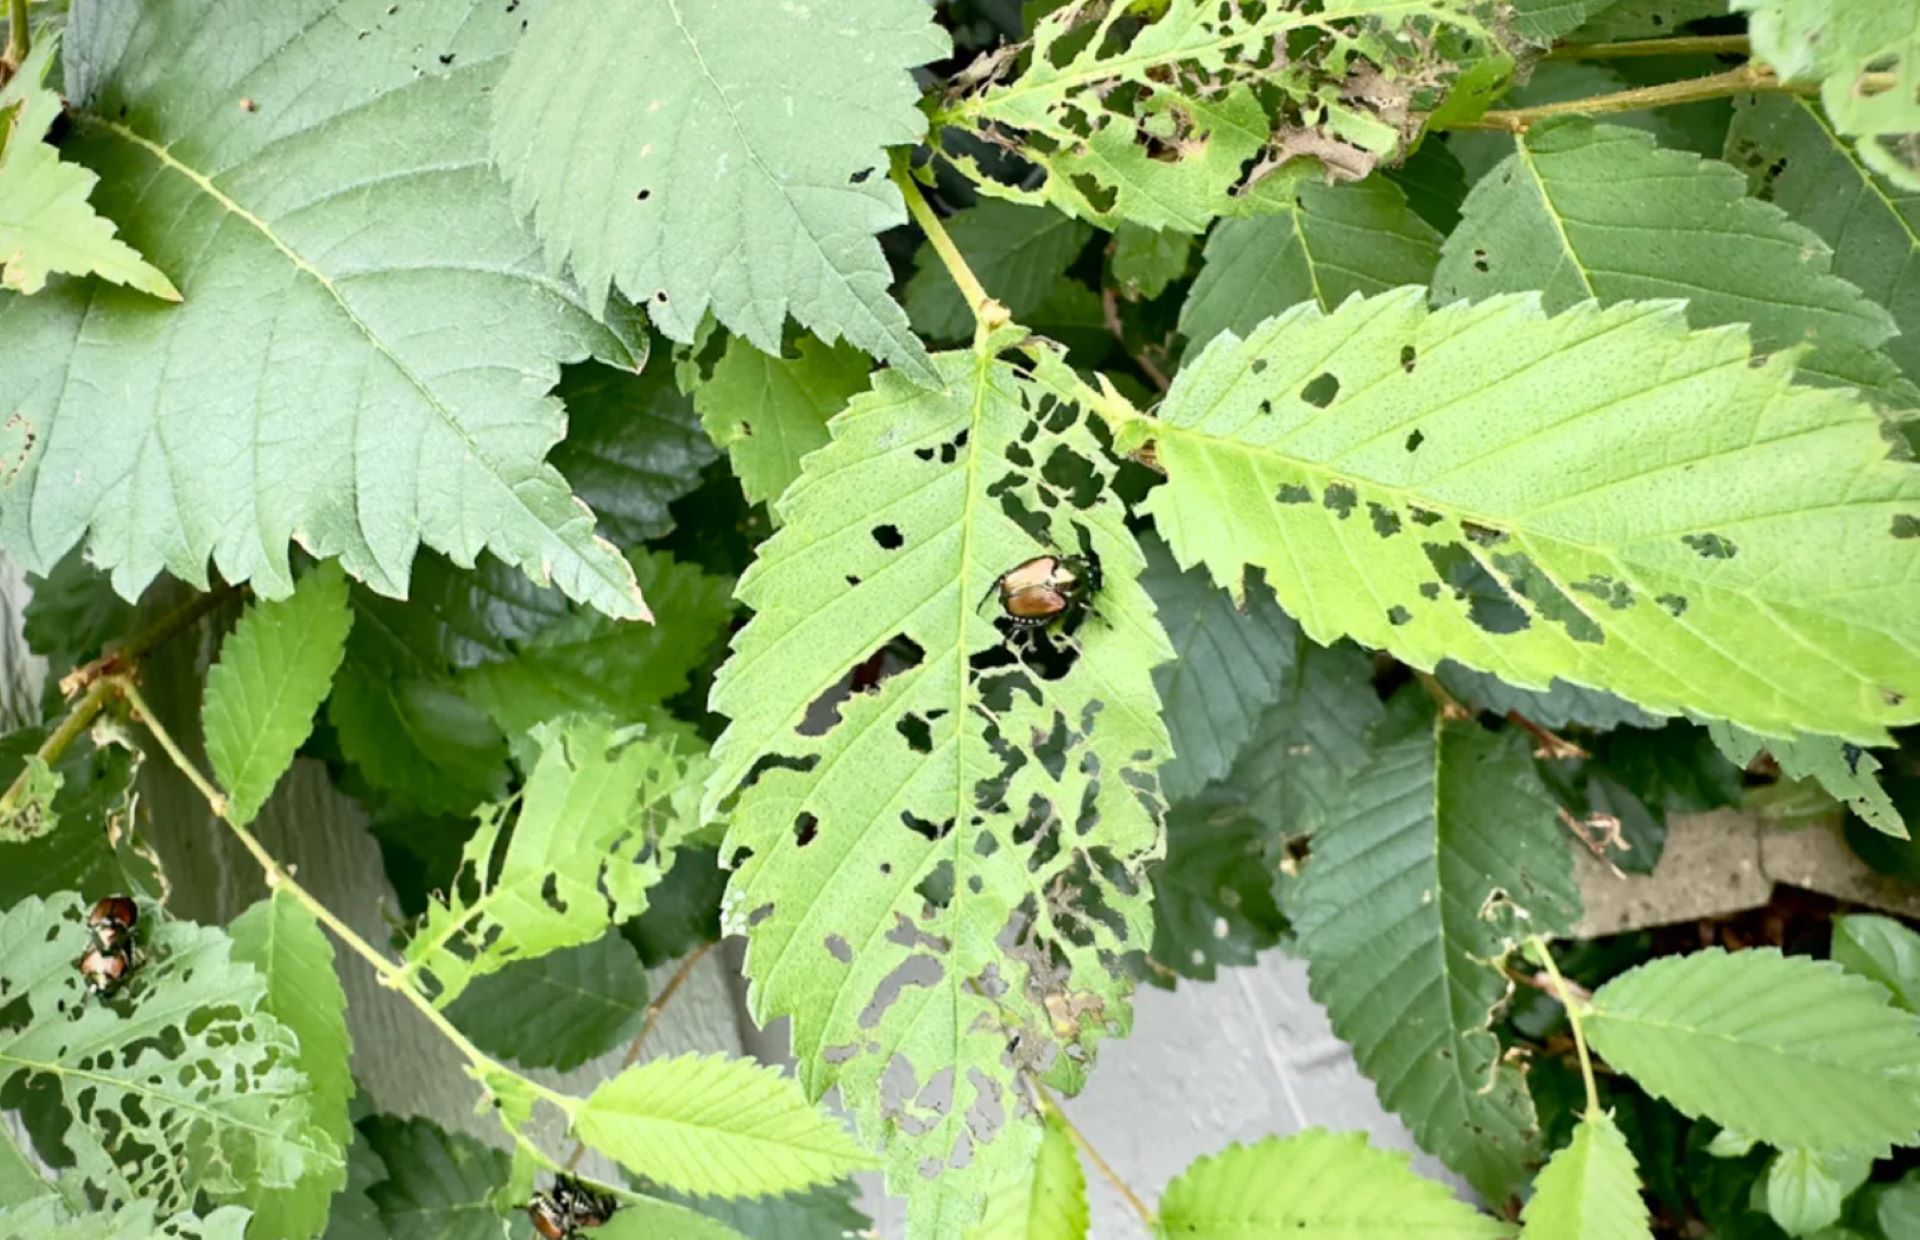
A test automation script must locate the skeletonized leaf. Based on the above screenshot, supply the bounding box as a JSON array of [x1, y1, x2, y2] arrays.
[[0, 35, 176, 299], [572, 1054, 873, 1200], [1154, 1130, 1506, 1239], [229, 890, 353, 1239], [203, 562, 352, 826], [1706, 721, 1905, 838], [1292, 709, 1580, 1200], [0, 0, 649, 619], [446, 933, 650, 1072], [0, 1198, 251, 1239], [703, 346, 1171, 1232], [1733, 0, 1920, 189], [904, 201, 1093, 342], [1179, 179, 1440, 353], [1583, 948, 1920, 1152], [968, 1109, 1087, 1240], [1519, 1112, 1654, 1240], [492, 0, 946, 380], [692, 335, 872, 509], [1831, 913, 1920, 1014], [1132, 290, 1920, 742]]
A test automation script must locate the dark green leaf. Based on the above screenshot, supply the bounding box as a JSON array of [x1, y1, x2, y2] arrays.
[[691, 335, 871, 511], [447, 933, 650, 1072], [362, 1117, 509, 1240], [1437, 661, 1662, 732], [664, 1183, 871, 1240], [549, 360, 718, 547], [1110, 224, 1192, 301], [1147, 785, 1285, 984]]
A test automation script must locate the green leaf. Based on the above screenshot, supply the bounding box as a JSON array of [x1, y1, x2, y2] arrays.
[[445, 933, 650, 1072], [229, 890, 354, 1240], [21, 550, 137, 679], [1726, 94, 1920, 389], [361, 1116, 509, 1240], [1583, 948, 1920, 1153], [1733, 0, 1920, 189], [936, 1, 1490, 232], [457, 550, 733, 736], [703, 348, 1172, 1231], [491, 0, 946, 381], [905, 200, 1093, 343], [1519, 1112, 1654, 1240], [1292, 711, 1580, 1200], [1433, 119, 1895, 380], [402, 716, 701, 1006], [0, 34, 176, 300], [1178, 180, 1441, 354], [1570, 0, 1728, 40], [1879, 1171, 1920, 1240], [591, 1197, 751, 1240], [1437, 661, 1661, 732], [0, 1198, 252, 1240], [1830, 913, 1920, 1014], [0, 0, 649, 619], [692, 335, 872, 510], [203, 562, 352, 826], [1386, 141, 1469, 235], [1134, 290, 1920, 742], [0, 1117, 45, 1209], [968, 1109, 1087, 1240], [1111, 225, 1192, 302], [548, 360, 719, 547], [320, 1130, 388, 1240], [662, 1183, 870, 1240], [1147, 785, 1286, 984], [0, 894, 321, 1215], [1706, 722, 1906, 838], [1225, 630, 1383, 844], [571, 1053, 873, 1200], [1510, 0, 1617, 41], [1762, 1147, 1874, 1237], [1153, 1130, 1506, 1239], [0, 727, 158, 904]]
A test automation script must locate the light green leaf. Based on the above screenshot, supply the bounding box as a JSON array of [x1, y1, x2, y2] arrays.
[[905, 200, 1093, 343], [0, 34, 175, 300], [703, 348, 1172, 1232], [1519, 1112, 1654, 1240], [229, 890, 353, 1240], [0, 1198, 252, 1240], [1154, 1130, 1505, 1239], [1733, 0, 1920, 189], [446, 933, 650, 1072], [1763, 1147, 1874, 1237], [0, 895, 318, 1215], [1292, 711, 1579, 1200], [0, 0, 650, 619], [1584, 948, 1920, 1152], [1706, 1127, 1761, 1158], [692, 335, 872, 509], [492, 0, 946, 381], [572, 1053, 873, 1200], [1133, 290, 1920, 742], [1706, 722, 1905, 838], [0, 1118, 45, 1209], [1726, 94, 1920, 389], [1433, 119, 1895, 380], [402, 716, 701, 1006], [1880, 1171, 1920, 1239], [203, 562, 352, 826], [361, 1117, 509, 1240], [548, 360, 719, 547], [1111, 225, 1192, 302], [968, 1110, 1087, 1240], [1831, 913, 1920, 1014], [935, 1, 1489, 231], [457, 550, 733, 736], [1178, 180, 1441, 353]]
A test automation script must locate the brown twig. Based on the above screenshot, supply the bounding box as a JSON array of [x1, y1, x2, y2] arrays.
[[1444, 62, 1803, 132], [1507, 711, 1588, 760], [1415, 671, 1472, 722], [1509, 960, 1593, 1007], [61, 582, 242, 697], [1100, 285, 1172, 393]]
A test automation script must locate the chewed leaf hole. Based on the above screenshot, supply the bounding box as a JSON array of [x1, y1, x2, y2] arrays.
[[794, 813, 819, 848], [1405, 429, 1424, 452], [1275, 482, 1312, 504], [872, 524, 905, 550], [1300, 372, 1339, 408], [1681, 532, 1738, 559], [1891, 514, 1920, 539], [1399, 345, 1416, 373]]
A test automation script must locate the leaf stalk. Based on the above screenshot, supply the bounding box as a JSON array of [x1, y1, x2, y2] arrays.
[[0, 677, 117, 826], [1444, 62, 1807, 132], [1544, 35, 1751, 61], [2, 0, 27, 79], [1531, 935, 1602, 1118]]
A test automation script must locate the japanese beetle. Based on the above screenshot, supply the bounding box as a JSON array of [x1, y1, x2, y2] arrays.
[[86, 895, 139, 953], [528, 1176, 617, 1238], [984, 552, 1101, 631], [77, 895, 142, 997]]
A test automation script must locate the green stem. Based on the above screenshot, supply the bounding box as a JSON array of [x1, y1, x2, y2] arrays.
[[1444, 62, 1806, 132], [1532, 935, 1601, 1118], [3, 0, 27, 76], [1032, 1081, 1155, 1231], [0, 678, 117, 826], [1545, 34, 1751, 61], [890, 156, 1007, 332]]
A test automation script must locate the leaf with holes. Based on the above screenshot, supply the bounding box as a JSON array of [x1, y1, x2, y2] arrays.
[[933, 0, 1493, 232], [1154, 1130, 1506, 1239], [1733, 0, 1920, 190], [0, 0, 649, 618], [1131, 290, 1920, 742], [1147, 785, 1287, 985], [402, 715, 702, 1006], [1706, 721, 1906, 838], [968, 1109, 1087, 1240], [0, 727, 157, 904], [1519, 1112, 1654, 1240], [703, 343, 1172, 1232], [0, 894, 321, 1216], [570, 1054, 873, 1200], [0, 1198, 252, 1239], [692, 335, 873, 510], [203, 562, 352, 827], [1292, 707, 1580, 1200], [0, 35, 176, 300], [1179, 179, 1441, 355], [1583, 948, 1920, 1153], [492, 0, 946, 381]]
